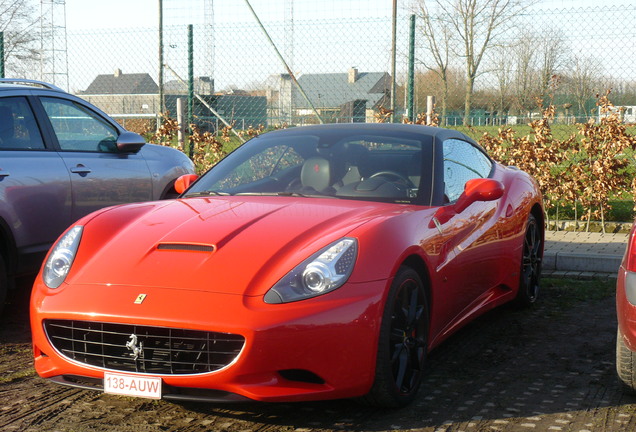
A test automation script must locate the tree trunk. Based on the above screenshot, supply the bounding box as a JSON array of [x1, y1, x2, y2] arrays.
[[441, 78, 449, 126], [463, 77, 474, 126]]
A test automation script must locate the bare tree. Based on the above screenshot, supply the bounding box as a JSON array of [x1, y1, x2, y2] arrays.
[[492, 26, 569, 119], [414, 68, 465, 118], [569, 55, 603, 119], [511, 29, 538, 116], [536, 27, 569, 102], [417, 0, 533, 125], [491, 44, 513, 119], [0, 0, 42, 78], [415, 1, 455, 124]]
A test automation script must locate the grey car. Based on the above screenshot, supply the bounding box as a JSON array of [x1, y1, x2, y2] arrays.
[[0, 79, 194, 310]]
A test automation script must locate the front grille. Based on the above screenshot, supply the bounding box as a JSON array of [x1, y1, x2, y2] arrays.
[[44, 320, 245, 375]]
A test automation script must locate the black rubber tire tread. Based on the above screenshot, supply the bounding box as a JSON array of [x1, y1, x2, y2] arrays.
[[0, 254, 7, 317], [515, 213, 542, 308], [617, 328, 636, 392], [360, 266, 429, 408]]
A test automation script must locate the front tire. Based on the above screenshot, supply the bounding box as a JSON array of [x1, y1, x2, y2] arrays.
[[362, 266, 429, 407], [516, 213, 542, 307], [617, 328, 636, 392]]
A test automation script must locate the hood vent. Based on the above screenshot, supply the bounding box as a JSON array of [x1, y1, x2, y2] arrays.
[[157, 243, 216, 252]]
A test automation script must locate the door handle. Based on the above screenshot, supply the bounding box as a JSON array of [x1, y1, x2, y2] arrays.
[[0, 170, 9, 177], [70, 165, 92, 174]]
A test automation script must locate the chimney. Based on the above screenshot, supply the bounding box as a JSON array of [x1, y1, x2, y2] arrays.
[[348, 67, 358, 84], [114, 68, 122, 78]]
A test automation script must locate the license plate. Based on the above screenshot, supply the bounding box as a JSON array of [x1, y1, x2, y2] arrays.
[[104, 372, 162, 399]]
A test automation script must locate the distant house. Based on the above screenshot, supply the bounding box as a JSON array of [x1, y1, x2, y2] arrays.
[[164, 76, 215, 96], [163, 77, 267, 130], [79, 69, 159, 116], [80, 71, 266, 131], [268, 68, 391, 124]]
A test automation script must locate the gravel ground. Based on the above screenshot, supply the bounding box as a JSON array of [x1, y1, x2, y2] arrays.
[[1, 277, 635, 432]]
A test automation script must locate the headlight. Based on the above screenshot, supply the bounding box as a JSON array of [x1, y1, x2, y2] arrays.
[[264, 238, 357, 304], [43, 226, 83, 289]]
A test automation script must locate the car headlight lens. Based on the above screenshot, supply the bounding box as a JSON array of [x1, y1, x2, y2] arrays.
[[264, 238, 357, 304], [43, 226, 83, 289]]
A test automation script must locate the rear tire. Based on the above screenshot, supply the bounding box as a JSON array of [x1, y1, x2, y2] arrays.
[[617, 328, 636, 392], [515, 213, 542, 307], [0, 255, 7, 317], [362, 266, 428, 408]]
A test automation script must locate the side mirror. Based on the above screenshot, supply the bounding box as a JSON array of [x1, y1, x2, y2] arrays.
[[429, 178, 504, 228], [454, 178, 504, 213], [174, 174, 199, 194], [116, 131, 146, 153]]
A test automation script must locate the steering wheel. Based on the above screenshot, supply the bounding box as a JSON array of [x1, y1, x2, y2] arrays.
[[369, 170, 413, 187]]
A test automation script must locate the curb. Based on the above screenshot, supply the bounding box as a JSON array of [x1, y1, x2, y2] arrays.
[[543, 230, 628, 278], [543, 251, 621, 275]]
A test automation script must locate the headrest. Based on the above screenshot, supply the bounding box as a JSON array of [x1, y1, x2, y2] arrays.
[[301, 156, 332, 192], [408, 151, 421, 185]]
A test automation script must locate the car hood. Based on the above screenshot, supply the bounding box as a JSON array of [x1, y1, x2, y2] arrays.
[[68, 196, 410, 296]]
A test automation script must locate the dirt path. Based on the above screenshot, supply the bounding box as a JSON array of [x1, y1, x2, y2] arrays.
[[1, 278, 635, 432]]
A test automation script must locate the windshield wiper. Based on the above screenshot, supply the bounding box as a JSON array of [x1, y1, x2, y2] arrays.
[[183, 191, 231, 198], [276, 191, 310, 197], [228, 191, 339, 199]]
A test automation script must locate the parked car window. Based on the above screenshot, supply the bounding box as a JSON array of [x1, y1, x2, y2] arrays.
[[443, 139, 492, 202], [0, 97, 45, 150], [40, 97, 118, 152]]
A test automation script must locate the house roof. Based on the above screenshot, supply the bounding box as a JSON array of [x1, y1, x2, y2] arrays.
[[292, 71, 390, 109], [83, 71, 158, 95], [164, 77, 214, 95]]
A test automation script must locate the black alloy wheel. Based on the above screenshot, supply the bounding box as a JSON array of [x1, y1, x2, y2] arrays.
[[517, 214, 542, 306], [363, 266, 428, 407]]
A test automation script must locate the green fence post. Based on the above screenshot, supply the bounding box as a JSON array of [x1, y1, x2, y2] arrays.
[[158, 0, 164, 125], [188, 24, 194, 158], [407, 15, 415, 123]]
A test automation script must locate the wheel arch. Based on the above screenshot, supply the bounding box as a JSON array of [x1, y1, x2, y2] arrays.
[[0, 216, 17, 278], [530, 202, 545, 254], [400, 253, 432, 315]]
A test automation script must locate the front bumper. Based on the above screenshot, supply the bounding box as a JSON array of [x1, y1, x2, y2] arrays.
[[31, 278, 387, 402]]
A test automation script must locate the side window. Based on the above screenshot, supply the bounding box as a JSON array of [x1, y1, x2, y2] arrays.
[[40, 97, 118, 152], [443, 139, 492, 203], [0, 97, 45, 150]]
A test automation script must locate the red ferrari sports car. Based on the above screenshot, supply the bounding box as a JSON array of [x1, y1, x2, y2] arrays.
[[31, 123, 544, 407]]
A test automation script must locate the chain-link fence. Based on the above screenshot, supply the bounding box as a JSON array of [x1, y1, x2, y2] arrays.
[[5, 0, 635, 132]]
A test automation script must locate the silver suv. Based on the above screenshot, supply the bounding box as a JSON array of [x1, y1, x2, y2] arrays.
[[0, 79, 194, 310]]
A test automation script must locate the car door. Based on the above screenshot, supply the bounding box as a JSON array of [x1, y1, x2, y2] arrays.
[[0, 96, 72, 269], [38, 96, 153, 221], [434, 138, 501, 323]]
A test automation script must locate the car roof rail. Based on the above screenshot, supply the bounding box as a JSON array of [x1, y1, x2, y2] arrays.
[[0, 78, 64, 92]]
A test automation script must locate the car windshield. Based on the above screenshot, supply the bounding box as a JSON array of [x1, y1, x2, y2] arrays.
[[185, 127, 427, 204]]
